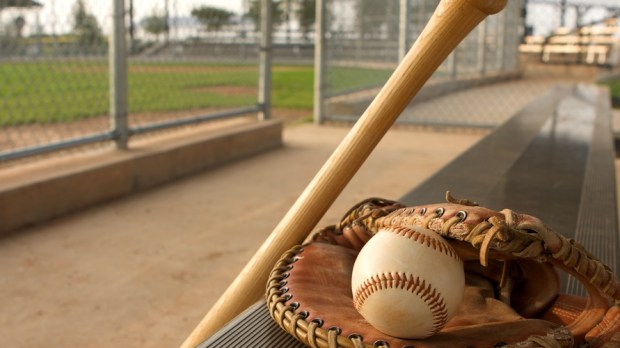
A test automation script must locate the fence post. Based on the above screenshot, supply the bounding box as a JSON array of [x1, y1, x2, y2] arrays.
[[449, 49, 458, 79], [477, 18, 487, 76], [497, 10, 506, 72], [313, 0, 326, 124], [398, 0, 411, 61], [258, 0, 273, 121], [111, 0, 129, 149]]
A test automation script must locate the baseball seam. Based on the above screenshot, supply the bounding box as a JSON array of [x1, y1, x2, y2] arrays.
[[381, 226, 461, 262], [353, 272, 449, 335]]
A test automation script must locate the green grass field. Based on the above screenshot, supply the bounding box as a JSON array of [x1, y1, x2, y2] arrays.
[[601, 79, 620, 101], [0, 60, 392, 125]]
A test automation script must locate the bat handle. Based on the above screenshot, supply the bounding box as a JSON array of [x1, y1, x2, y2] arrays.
[[180, 1, 507, 347]]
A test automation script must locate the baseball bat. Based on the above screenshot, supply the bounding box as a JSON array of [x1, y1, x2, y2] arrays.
[[181, 0, 507, 347]]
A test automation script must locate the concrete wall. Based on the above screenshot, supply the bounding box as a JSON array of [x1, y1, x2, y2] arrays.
[[0, 119, 283, 235]]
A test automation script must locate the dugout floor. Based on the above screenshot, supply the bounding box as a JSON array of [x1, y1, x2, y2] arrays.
[[1, 76, 619, 348]]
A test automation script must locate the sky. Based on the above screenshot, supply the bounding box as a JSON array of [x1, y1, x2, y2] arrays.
[[0, 0, 246, 35], [526, 1, 618, 36], [1, 0, 619, 37]]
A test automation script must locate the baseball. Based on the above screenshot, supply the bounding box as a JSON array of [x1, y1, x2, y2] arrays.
[[351, 226, 465, 339]]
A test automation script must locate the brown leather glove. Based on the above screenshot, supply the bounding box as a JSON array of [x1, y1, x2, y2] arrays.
[[266, 194, 620, 347]]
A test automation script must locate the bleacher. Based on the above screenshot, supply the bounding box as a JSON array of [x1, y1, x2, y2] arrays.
[[519, 19, 619, 66]]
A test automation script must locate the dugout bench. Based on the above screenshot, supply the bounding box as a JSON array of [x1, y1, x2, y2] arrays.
[[199, 83, 619, 347]]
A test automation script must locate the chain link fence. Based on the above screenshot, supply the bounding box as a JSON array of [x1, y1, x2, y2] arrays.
[[316, 0, 523, 126], [1, 0, 113, 159], [0, 0, 268, 164], [2, 0, 619, 163], [316, 0, 620, 127]]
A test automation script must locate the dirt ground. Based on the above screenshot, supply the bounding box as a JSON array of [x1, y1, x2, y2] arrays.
[[0, 122, 485, 348]]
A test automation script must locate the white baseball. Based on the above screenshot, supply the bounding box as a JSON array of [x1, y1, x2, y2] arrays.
[[351, 226, 465, 339]]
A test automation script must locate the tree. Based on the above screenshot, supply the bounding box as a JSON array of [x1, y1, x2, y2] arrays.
[[72, 0, 105, 46], [142, 13, 169, 40], [191, 6, 234, 32], [246, 0, 284, 31], [296, 0, 315, 40], [13, 16, 25, 38]]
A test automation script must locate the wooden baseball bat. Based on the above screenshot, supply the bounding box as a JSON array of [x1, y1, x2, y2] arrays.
[[181, 0, 506, 347]]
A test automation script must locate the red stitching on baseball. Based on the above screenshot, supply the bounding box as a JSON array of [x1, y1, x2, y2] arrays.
[[381, 226, 461, 262], [353, 272, 449, 335]]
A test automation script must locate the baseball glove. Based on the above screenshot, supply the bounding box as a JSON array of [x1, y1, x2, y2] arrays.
[[266, 193, 620, 347]]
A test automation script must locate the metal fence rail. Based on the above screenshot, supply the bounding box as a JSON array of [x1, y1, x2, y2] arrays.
[[0, 0, 271, 163]]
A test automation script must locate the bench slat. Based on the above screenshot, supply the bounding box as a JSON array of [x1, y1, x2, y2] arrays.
[[401, 83, 618, 293], [567, 86, 620, 295]]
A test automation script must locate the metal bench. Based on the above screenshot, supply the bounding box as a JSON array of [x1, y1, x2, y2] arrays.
[[199, 83, 618, 347]]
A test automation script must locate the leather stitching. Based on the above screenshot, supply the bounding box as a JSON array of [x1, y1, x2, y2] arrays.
[[353, 272, 449, 336]]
